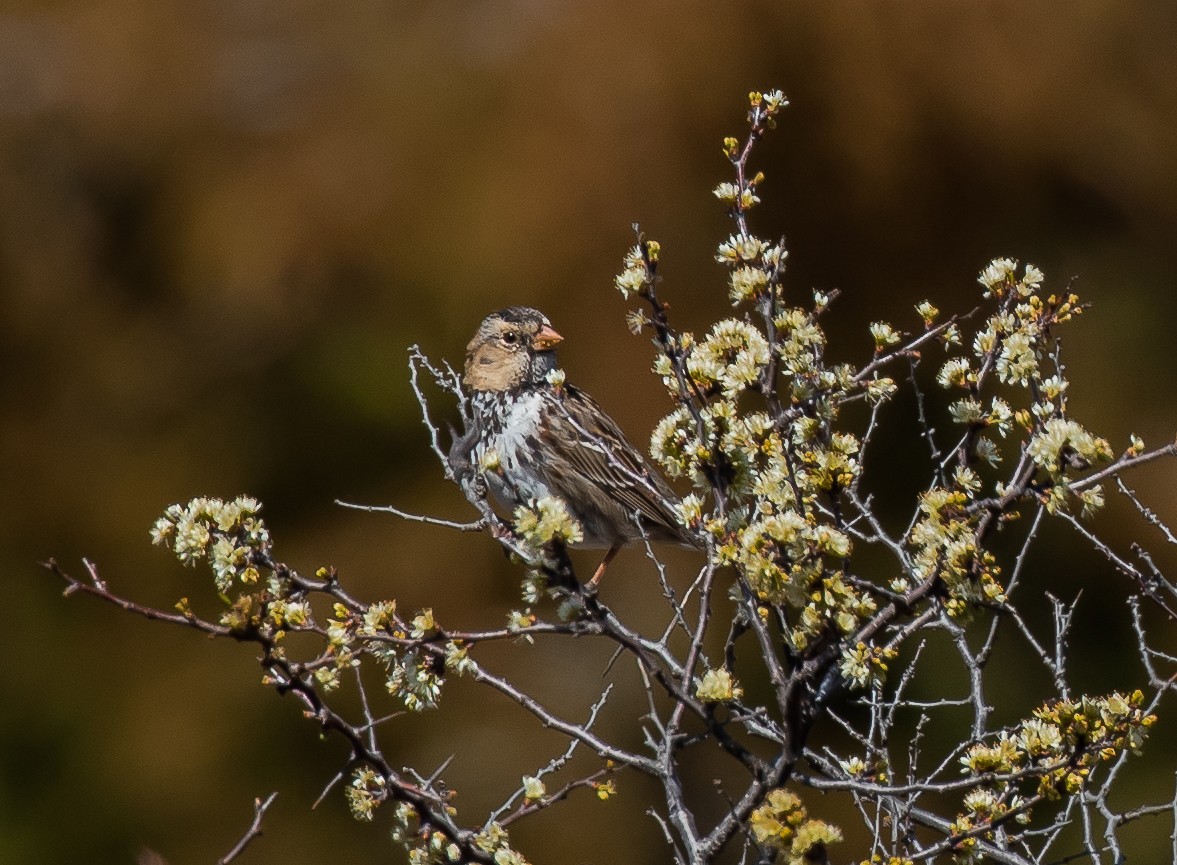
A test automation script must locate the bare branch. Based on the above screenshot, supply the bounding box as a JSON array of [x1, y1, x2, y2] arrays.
[[334, 499, 486, 532], [217, 793, 279, 865]]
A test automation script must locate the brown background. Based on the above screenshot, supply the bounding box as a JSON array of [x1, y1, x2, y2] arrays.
[[5, 2, 1177, 863]]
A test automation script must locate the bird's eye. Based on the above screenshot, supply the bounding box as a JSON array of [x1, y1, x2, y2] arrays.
[[502, 332, 518, 346]]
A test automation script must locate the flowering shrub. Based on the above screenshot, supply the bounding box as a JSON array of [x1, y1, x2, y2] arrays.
[[48, 90, 1177, 865]]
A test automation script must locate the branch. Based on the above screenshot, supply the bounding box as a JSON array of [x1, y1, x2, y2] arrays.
[[334, 499, 485, 532], [217, 793, 279, 865], [43, 558, 231, 637]]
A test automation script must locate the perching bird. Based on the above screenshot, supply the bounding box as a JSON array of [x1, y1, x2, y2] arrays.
[[449, 307, 697, 586]]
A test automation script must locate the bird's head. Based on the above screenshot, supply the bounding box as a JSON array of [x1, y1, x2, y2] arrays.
[[463, 307, 564, 392]]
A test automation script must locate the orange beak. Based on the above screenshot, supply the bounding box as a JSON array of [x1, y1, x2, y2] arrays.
[[531, 323, 563, 351]]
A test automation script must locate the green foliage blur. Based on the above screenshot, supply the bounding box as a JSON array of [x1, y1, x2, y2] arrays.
[[5, 2, 1177, 863]]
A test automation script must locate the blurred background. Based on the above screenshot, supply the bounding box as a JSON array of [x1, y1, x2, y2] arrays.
[[5, 1, 1177, 863]]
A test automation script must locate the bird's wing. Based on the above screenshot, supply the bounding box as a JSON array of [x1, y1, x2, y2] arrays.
[[538, 385, 688, 540]]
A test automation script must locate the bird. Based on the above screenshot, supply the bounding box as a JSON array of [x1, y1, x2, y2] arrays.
[[449, 306, 697, 587]]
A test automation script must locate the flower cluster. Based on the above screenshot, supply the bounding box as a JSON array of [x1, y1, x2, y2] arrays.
[[613, 241, 658, 300], [749, 88, 789, 115], [150, 495, 270, 592], [732, 510, 843, 600], [695, 666, 744, 703], [153, 497, 479, 718], [363, 609, 473, 712], [748, 789, 842, 862], [346, 766, 388, 822], [474, 823, 531, 865], [386, 800, 507, 865], [592, 779, 617, 800], [713, 180, 760, 211], [685, 319, 770, 398], [977, 258, 1044, 299], [838, 641, 897, 690], [945, 396, 1012, 466], [951, 692, 1157, 857], [385, 648, 445, 712], [513, 496, 584, 552], [937, 259, 1111, 515], [1027, 417, 1113, 480], [716, 237, 788, 306], [908, 487, 1005, 616]]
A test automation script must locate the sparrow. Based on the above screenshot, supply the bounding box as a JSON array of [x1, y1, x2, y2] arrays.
[[449, 307, 697, 586]]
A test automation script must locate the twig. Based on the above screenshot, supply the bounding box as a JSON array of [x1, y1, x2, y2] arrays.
[[217, 793, 279, 865], [334, 499, 486, 532]]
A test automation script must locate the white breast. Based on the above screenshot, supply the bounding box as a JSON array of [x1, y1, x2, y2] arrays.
[[473, 390, 556, 508]]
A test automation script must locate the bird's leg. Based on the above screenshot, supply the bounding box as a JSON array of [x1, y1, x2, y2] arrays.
[[587, 544, 620, 589]]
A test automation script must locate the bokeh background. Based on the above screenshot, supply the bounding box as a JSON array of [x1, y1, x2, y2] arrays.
[[5, 2, 1177, 863]]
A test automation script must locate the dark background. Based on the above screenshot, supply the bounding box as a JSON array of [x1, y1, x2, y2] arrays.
[[5, 2, 1177, 863]]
